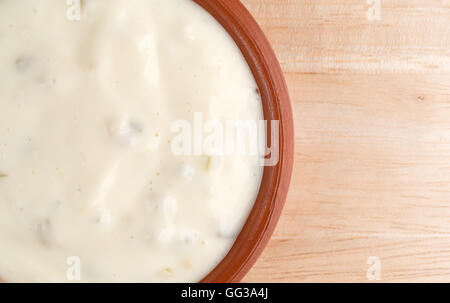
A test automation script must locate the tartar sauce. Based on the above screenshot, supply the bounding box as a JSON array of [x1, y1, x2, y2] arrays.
[[0, 0, 263, 282]]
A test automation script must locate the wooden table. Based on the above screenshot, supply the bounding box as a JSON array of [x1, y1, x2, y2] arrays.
[[241, 0, 450, 282]]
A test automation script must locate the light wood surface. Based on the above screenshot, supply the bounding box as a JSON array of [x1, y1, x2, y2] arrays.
[[241, 0, 450, 282]]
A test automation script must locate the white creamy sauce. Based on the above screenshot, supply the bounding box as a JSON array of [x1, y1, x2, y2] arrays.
[[0, 0, 264, 282]]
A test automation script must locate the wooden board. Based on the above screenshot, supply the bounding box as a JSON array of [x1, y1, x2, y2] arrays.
[[241, 0, 450, 282]]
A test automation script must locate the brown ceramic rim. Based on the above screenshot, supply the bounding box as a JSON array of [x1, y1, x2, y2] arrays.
[[194, 0, 294, 283]]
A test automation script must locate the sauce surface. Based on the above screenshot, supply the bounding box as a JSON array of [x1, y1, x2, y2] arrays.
[[0, 0, 263, 282]]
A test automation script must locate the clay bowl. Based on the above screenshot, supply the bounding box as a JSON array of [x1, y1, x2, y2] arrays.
[[195, 0, 294, 283], [0, 0, 292, 284]]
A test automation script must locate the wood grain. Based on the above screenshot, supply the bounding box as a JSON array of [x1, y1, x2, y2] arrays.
[[240, 0, 450, 282]]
